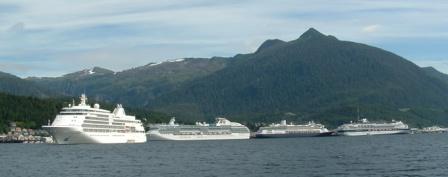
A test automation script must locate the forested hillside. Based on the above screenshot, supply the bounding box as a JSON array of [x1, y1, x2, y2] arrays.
[[2, 28, 448, 128], [148, 28, 448, 127]]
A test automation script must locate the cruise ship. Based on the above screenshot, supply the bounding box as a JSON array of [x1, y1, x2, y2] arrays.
[[420, 126, 448, 133], [147, 117, 250, 140], [336, 118, 410, 136], [255, 120, 332, 138], [42, 94, 146, 144]]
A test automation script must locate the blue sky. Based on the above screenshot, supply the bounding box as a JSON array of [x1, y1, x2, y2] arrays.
[[0, 0, 447, 77]]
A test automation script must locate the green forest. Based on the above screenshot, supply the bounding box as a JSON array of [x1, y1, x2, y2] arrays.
[[0, 93, 171, 133]]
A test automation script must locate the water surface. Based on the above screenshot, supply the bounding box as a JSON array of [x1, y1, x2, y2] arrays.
[[1, 134, 447, 177]]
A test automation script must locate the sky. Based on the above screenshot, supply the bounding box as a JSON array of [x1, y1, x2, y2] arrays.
[[0, 0, 447, 77]]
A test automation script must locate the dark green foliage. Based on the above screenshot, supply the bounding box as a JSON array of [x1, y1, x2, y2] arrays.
[[0, 93, 63, 133], [0, 93, 170, 133]]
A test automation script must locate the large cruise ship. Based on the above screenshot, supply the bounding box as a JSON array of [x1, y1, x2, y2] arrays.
[[147, 117, 250, 140], [42, 94, 146, 144], [255, 120, 332, 138], [336, 118, 410, 136]]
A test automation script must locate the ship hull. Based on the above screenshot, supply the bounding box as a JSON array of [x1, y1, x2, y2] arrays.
[[43, 126, 146, 144], [337, 129, 410, 136], [147, 132, 250, 141], [255, 132, 333, 138]]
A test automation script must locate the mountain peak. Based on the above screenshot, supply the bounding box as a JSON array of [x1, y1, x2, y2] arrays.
[[256, 39, 286, 53], [62, 66, 113, 78], [299, 28, 326, 40], [91, 66, 114, 74], [422, 66, 437, 72]]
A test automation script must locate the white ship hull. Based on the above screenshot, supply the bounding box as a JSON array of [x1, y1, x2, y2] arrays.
[[147, 132, 250, 141], [256, 131, 333, 138], [338, 129, 410, 136], [44, 126, 146, 144]]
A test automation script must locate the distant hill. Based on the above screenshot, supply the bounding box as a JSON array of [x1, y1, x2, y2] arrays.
[[0, 71, 53, 97], [27, 58, 228, 105]]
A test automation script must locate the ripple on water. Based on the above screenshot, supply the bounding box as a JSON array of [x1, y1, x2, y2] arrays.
[[0, 134, 447, 177]]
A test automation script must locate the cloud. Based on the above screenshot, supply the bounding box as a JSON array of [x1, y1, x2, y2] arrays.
[[0, 3, 19, 14], [0, 0, 447, 77], [0, 61, 32, 75], [8, 22, 25, 32], [362, 25, 381, 33]]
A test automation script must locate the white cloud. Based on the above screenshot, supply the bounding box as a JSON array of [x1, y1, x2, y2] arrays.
[[7, 22, 25, 32], [362, 24, 381, 33], [0, 0, 447, 77]]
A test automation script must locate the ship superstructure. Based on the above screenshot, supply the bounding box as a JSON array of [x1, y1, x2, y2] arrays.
[[147, 117, 250, 140], [42, 94, 146, 144]]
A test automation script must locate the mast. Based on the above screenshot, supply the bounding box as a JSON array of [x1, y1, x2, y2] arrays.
[[357, 105, 360, 121], [79, 94, 88, 106]]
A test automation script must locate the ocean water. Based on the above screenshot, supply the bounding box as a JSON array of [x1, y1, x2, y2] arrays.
[[1, 134, 447, 177]]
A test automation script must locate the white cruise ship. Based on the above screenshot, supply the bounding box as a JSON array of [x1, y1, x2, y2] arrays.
[[420, 126, 448, 133], [147, 117, 250, 141], [42, 94, 146, 144], [336, 118, 410, 136], [255, 120, 332, 138]]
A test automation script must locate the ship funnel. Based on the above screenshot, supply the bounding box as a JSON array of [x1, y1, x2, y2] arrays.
[[169, 117, 176, 125], [280, 120, 287, 126], [113, 104, 126, 116], [215, 117, 231, 126]]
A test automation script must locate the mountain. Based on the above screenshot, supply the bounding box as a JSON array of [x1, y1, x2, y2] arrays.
[[27, 58, 228, 105], [59, 66, 114, 79], [26, 67, 115, 99], [422, 66, 448, 85], [15, 28, 448, 128], [255, 39, 286, 53], [0, 71, 52, 97], [148, 28, 448, 127]]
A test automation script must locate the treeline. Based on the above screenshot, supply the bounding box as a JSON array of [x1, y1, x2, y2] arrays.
[[0, 93, 171, 133], [0, 93, 63, 133]]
